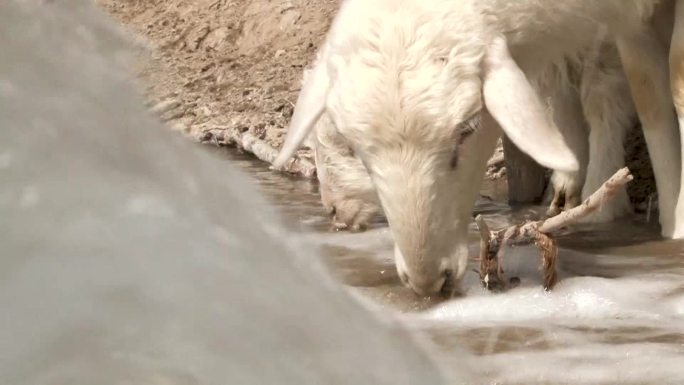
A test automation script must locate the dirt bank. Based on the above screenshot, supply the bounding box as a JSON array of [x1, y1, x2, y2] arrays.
[[98, 0, 341, 176]]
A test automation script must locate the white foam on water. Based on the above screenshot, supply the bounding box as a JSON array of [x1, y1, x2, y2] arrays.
[[414, 246, 684, 384], [426, 273, 684, 326]]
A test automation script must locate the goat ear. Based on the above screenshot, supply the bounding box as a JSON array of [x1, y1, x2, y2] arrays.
[[482, 37, 579, 172], [273, 50, 330, 169]]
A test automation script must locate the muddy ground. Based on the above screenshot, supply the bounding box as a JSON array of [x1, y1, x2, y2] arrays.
[[98, 0, 338, 176], [97, 0, 655, 207]]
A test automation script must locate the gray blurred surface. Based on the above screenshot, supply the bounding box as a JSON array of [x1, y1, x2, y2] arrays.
[[0, 1, 468, 384]]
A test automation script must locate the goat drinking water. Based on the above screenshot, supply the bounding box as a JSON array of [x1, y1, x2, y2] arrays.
[[275, 0, 684, 295]]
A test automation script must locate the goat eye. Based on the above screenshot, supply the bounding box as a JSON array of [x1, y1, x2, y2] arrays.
[[450, 114, 481, 170], [450, 152, 459, 169], [457, 115, 480, 145], [457, 128, 474, 145]]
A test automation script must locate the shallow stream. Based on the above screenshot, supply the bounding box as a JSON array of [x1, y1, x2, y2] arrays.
[[221, 148, 684, 385]]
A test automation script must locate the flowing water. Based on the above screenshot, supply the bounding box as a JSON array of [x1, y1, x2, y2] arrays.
[[222, 149, 684, 385]]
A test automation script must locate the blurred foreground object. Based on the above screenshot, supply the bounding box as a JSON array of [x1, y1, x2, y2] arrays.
[[0, 1, 472, 383]]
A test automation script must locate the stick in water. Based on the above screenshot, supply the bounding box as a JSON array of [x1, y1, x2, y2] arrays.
[[476, 167, 634, 291]]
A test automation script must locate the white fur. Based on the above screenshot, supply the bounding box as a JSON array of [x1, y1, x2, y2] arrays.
[[313, 113, 381, 230], [545, 41, 637, 222], [578, 43, 638, 222], [545, 1, 682, 229], [277, 0, 683, 295], [616, 14, 681, 237]]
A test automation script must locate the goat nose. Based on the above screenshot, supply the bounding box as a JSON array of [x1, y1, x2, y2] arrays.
[[406, 274, 448, 296]]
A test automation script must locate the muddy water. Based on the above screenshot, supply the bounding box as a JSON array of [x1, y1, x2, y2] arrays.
[[221, 148, 684, 385]]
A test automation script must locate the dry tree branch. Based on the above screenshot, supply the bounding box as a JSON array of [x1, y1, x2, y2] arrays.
[[536, 167, 633, 233], [476, 167, 634, 291]]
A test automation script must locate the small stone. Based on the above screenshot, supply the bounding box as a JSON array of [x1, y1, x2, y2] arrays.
[[203, 27, 229, 50]]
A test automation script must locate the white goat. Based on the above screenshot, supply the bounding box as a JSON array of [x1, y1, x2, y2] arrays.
[[311, 42, 638, 231], [275, 0, 684, 295]]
